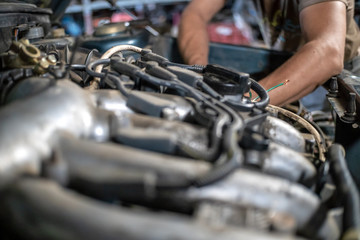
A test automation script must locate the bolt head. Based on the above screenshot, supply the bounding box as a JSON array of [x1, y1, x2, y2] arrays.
[[46, 54, 57, 64], [39, 58, 49, 69]]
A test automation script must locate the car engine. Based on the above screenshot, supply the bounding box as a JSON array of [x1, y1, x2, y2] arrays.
[[0, 2, 359, 240]]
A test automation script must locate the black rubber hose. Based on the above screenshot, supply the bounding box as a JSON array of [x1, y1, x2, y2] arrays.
[[328, 144, 360, 240], [140, 49, 206, 72], [136, 72, 195, 97], [191, 75, 269, 112], [140, 56, 268, 111], [179, 101, 226, 162], [107, 74, 130, 98], [70, 64, 86, 70], [193, 90, 245, 187], [86, 58, 110, 78], [226, 78, 269, 111], [85, 59, 131, 96], [195, 147, 243, 187], [139, 49, 268, 111], [111, 59, 205, 101], [142, 60, 205, 101], [250, 78, 270, 108], [197, 81, 223, 99]]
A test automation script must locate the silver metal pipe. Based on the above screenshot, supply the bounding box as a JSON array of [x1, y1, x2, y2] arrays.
[[186, 168, 320, 231], [262, 142, 316, 184], [0, 80, 97, 187]]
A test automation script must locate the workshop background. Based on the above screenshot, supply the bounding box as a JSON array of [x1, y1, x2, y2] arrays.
[[0, 1, 360, 240]]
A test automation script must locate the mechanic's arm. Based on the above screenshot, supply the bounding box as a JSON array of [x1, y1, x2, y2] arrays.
[[258, 1, 346, 106], [178, 0, 225, 65]]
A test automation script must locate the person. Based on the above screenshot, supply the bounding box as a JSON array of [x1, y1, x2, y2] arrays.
[[178, 0, 360, 106]]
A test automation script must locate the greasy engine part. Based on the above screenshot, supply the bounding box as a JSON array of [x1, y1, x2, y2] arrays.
[[0, 2, 52, 53], [0, 39, 358, 240], [0, 39, 57, 74], [326, 72, 360, 189], [0, 178, 307, 240]]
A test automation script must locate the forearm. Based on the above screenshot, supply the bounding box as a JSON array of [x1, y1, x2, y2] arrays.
[[178, 9, 210, 65], [256, 1, 347, 106], [259, 40, 343, 106], [178, 0, 225, 65]]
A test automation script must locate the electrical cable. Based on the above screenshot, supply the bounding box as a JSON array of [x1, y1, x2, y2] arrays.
[[85, 47, 249, 189], [138, 50, 267, 111], [110, 58, 204, 101], [108, 46, 269, 111], [107, 74, 130, 97], [252, 79, 289, 101], [111, 55, 246, 188], [110, 58, 225, 162]]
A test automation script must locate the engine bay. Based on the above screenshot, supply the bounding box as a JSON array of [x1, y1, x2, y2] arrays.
[[0, 2, 359, 240]]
